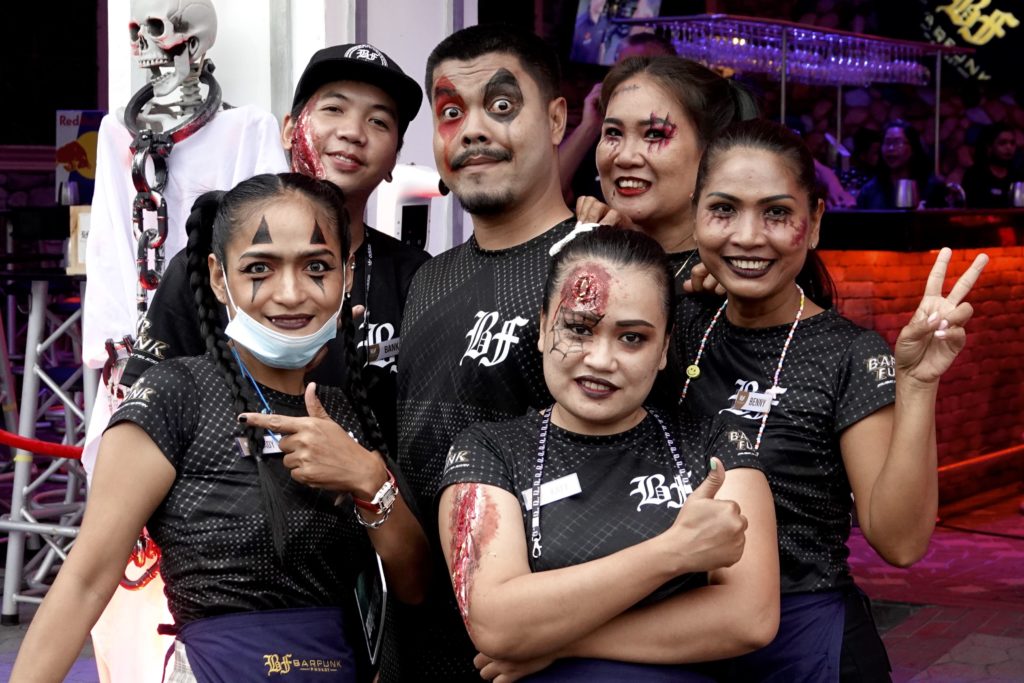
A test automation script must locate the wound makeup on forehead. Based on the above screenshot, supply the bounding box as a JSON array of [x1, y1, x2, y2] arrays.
[[289, 99, 327, 180], [483, 68, 524, 122], [607, 84, 641, 103], [251, 216, 273, 245], [560, 262, 611, 317], [310, 220, 327, 245]]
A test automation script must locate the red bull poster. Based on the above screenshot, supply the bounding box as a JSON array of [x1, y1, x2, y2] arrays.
[[55, 110, 104, 205]]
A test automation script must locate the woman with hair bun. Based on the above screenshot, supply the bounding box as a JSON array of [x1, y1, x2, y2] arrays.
[[685, 119, 986, 681]]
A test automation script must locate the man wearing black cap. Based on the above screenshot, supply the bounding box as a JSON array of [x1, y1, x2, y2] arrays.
[[122, 43, 430, 458]]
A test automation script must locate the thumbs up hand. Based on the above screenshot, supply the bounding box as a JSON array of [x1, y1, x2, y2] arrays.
[[665, 458, 748, 574]]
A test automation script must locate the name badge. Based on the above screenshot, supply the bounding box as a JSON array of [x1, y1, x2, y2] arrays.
[[235, 434, 283, 457], [521, 473, 582, 511], [732, 389, 774, 415], [366, 336, 400, 363]]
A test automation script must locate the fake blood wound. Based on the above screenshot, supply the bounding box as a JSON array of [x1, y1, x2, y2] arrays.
[[289, 100, 326, 180], [790, 217, 808, 247], [449, 483, 499, 629], [646, 112, 677, 152], [561, 262, 611, 315]]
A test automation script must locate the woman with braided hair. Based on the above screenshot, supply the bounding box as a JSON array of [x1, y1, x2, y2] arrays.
[[12, 173, 428, 683]]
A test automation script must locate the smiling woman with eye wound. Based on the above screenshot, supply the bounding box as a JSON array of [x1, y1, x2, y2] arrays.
[[437, 226, 779, 682], [680, 120, 987, 682], [588, 56, 757, 262], [11, 173, 428, 683]]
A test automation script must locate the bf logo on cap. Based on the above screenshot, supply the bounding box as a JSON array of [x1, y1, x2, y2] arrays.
[[345, 44, 388, 67]]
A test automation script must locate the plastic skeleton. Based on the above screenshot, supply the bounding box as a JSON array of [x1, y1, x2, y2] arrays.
[[109, 0, 221, 588], [103, 0, 220, 399]]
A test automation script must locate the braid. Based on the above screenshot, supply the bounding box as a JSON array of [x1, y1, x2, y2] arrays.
[[339, 298, 389, 459], [185, 192, 289, 560]]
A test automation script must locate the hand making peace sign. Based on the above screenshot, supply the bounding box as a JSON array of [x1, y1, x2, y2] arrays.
[[895, 247, 988, 384]]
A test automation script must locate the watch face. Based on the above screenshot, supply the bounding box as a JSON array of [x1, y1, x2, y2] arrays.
[[378, 485, 398, 511]]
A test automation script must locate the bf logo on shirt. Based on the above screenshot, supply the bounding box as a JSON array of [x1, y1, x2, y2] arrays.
[[460, 311, 528, 368], [721, 380, 786, 420], [629, 473, 693, 512], [359, 322, 398, 372]]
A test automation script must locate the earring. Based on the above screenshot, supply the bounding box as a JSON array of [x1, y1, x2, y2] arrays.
[[438, 179, 450, 196], [384, 171, 393, 183]]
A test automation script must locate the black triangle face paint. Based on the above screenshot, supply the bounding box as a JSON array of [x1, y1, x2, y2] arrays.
[[310, 220, 327, 245], [251, 215, 273, 244]]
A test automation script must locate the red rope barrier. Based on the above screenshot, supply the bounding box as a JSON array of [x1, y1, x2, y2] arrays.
[[0, 429, 82, 460]]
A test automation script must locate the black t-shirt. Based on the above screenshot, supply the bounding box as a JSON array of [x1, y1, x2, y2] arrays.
[[677, 305, 896, 593], [649, 249, 708, 411], [962, 163, 1023, 208], [107, 354, 373, 626], [440, 410, 760, 592], [121, 226, 429, 457], [392, 218, 573, 682]]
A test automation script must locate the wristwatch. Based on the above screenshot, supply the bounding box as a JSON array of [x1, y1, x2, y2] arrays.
[[354, 468, 398, 516]]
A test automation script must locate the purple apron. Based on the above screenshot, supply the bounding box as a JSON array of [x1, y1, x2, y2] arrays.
[[175, 607, 358, 682], [726, 590, 846, 682]]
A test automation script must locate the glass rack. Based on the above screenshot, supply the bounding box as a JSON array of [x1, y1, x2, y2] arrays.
[[614, 14, 972, 87], [613, 14, 975, 174]]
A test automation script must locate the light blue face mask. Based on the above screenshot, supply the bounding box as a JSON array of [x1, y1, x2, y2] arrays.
[[221, 270, 345, 370]]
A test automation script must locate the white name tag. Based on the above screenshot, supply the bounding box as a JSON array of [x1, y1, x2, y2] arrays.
[[235, 434, 283, 457], [732, 389, 774, 415], [521, 473, 582, 511], [366, 336, 400, 363]]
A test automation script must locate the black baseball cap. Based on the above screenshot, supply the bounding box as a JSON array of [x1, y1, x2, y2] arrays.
[[292, 43, 424, 136]]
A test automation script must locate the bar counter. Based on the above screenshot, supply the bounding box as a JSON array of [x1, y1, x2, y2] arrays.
[[819, 209, 1024, 504]]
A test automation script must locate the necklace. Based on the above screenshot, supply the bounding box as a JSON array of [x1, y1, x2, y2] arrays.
[[680, 285, 806, 451], [529, 407, 690, 560]]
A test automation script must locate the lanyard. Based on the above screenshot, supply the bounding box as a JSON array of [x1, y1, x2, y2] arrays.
[[231, 347, 281, 445], [354, 239, 374, 367], [529, 407, 688, 559]]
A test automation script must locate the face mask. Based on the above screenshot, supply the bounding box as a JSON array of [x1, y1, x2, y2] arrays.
[[221, 268, 345, 370]]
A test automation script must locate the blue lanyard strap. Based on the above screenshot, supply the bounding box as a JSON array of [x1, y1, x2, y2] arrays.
[[230, 346, 281, 445]]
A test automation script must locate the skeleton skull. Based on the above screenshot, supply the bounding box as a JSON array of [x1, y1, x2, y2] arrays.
[[129, 0, 217, 97]]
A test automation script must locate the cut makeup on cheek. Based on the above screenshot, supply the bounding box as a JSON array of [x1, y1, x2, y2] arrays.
[[289, 101, 327, 180], [483, 68, 524, 123], [789, 217, 808, 247]]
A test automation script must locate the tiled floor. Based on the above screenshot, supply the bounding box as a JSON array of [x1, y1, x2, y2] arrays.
[[0, 493, 1022, 681], [851, 493, 1024, 682]]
